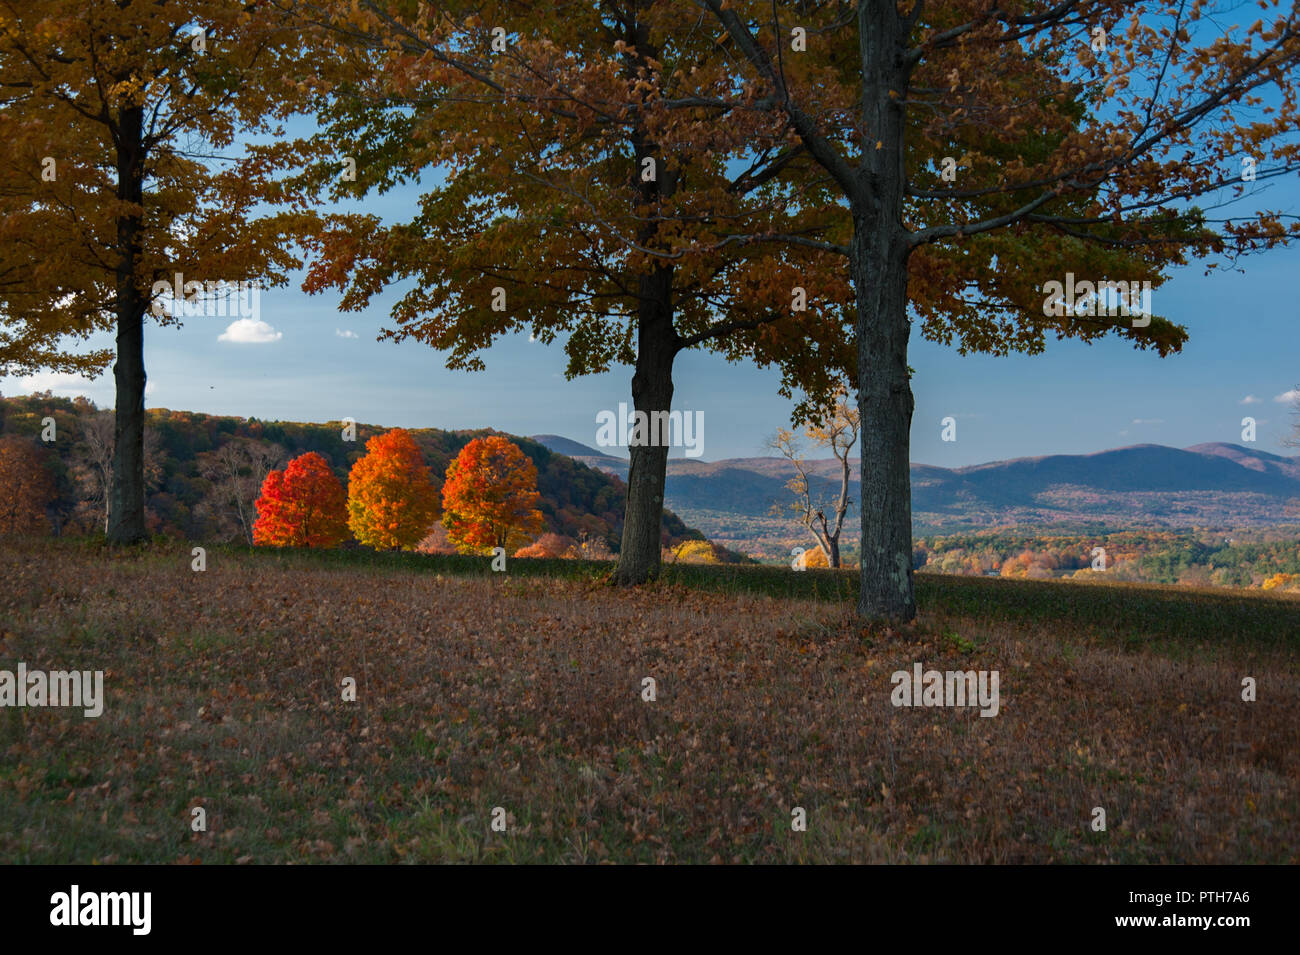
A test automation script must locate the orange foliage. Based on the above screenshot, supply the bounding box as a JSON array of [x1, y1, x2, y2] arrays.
[[252, 452, 349, 548], [1001, 549, 1061, 579], [415, 522, 459, 556], [441, 437, 545, 552], [1262, 573, 1300, 592], [346, 429, 441, 550], [797, 546, 829, 569], [513, 532, 577, 559]]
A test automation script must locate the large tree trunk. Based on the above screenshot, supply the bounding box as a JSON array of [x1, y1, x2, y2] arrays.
[[614, 100, 678, 586], [853, 226, 915, 622], [853, 1, 916, 622], [107, 103, 148, 544], [613, 265, 675, 585]]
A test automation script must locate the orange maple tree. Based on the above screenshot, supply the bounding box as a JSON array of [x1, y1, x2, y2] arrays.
[[252, 452, 349, 548], [441, 437, 546, 553], [0, 435, 56, 535], [346, 429, 441, 550]]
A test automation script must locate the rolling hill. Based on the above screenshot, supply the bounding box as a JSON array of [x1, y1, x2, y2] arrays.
[[531, 435, 1300, 552]]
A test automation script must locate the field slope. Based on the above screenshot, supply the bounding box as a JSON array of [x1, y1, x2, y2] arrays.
[[1, 539, 1296, 863]]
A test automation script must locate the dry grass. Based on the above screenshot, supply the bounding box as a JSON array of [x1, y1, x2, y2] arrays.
[[0, 537, 1296, 863]]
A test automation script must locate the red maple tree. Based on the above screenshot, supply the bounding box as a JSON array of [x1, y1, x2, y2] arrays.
[[252, 451, 349, 548]]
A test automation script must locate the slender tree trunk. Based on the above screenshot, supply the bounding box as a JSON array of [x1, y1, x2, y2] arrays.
[[854, 2, 916, 622], [831, 443, 851, 568], [613, 265, 675, 585], [107, 104, 148, 544], [236, 495, 252, 545]]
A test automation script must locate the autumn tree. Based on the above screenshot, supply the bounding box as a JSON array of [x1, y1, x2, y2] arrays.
[[346, 428, 441, 550], [1262, 572, 1300, 592], [0, 1, 322, 543], [441, 436, 546, 553], [199, 438, 286, 544], [297, 1, 1189, 596], [795, 545, 830, 569], [252, 452, 349, 548], [700, 0, 1300, 621], [295, 0, 856, 585], [768, 384, 859, 567], [0, 435, 56, 535], [667, 538, 720, 564]]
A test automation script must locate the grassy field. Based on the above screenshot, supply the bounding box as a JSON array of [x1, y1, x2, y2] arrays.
[[1, 537, 1296, 863]]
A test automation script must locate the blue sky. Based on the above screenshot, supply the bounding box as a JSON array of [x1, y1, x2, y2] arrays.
[[4, 145, 1297, 470]]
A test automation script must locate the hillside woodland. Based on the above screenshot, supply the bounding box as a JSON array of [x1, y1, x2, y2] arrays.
[[0, 392, 740, 562]]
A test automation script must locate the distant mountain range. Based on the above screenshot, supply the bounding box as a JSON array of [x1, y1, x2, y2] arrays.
[[531, 436, 1300, 543]]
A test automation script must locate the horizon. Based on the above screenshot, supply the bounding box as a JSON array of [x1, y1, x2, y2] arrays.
[[7, 387, 1295, 471]]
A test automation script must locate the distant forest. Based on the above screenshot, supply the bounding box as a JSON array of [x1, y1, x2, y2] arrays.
[[917, 528, 1300, 592]]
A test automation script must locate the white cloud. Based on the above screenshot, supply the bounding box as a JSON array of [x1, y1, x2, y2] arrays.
[[0, 370, 106, 398], [1240, 394, 1261, 405], [1131, 418, 1164, 425], [335, 328, 358, 339], [218, 319, 282, 344], [1273, 389, 1300, 404]]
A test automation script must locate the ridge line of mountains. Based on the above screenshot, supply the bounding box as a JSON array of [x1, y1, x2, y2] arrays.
[[531, 435, 1300, 537]]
